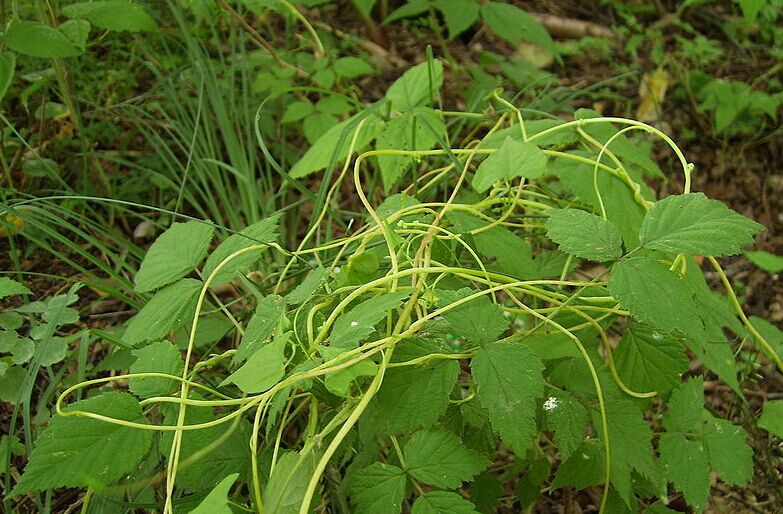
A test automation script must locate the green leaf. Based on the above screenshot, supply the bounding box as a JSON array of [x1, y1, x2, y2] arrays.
[[203, 215, 281, 285], [404, 430, 489, 488], [738, 0, 766, 22], [12, 393, 152, 495], [0, 366, 25, 403], [613, 324, 689, 396], [282, 100, 314, 123], [123, 278, 202, 346], [702, 415, 752, 487], [222, 331, 288, 393], [188, 473, 238, 514], [436, 288, 509, 346], [472, 137, 547, 193], [551, 440, 605, 490], [62, 1, 156, 32], [129, 340, 183, 398], [664, 377, 704, 433], [135, 221, 215, 292], [0, 52, 16, 102], [411, 491, 479, 514], [0, 278, 31, 299], [608, 256, 703, 340], [471, 341, 545, 454], [746, 250, 783, 273], [480, 2, 557, 54], [433, 0, 480, 39], [233, 294, 285, 366], [376, 109, 444, 190], [263, 450, 318, 514], [542, 389, 589, 461], [322, 347, 377, 397], [0, 434, 25, 477], [59, 19, 90, 50], [4, 22, 82, 58], [658, 433, 710, 513], [758, 400, 783, 438], [285, 267, 327, 305], [385, 0, 429, 24], [640, 193, 764, 256], [363, 341, 459, 435], [331, 291, 410, 348], [334, 56, 374, 78], [385, 60, 444, 112], [290, 113, 381, 178], [748, 316, 783, 365], [303, 112, 338, 144], [545, 208, 623, 261], [350, 462, 407, 514]]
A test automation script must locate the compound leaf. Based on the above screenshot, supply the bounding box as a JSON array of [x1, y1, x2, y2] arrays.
[[614, 324, 689, 396], [129, 340, 183, 398], [480, 2, 556, 54], [263, 450, 318, 514], [222, 332, 287, 393], [702, 416, 753, 487], [658, 433, 710, 513], [351, 462, 407, 514], [233, 294, 285, 366], [404, 430, 489, 489], [472, 137, 547, 193], [437, 288, 509, 347], [385, 60, 443, 112], [471, 341, 545, 454], [545, 208, 623, 261], [551, 440, 605, 490], [331, 291, 410, 348], [189, 473, 238, 514], [135, 221, 214, 292], [664, 378, 704, 434], [411, 491, 479, 514], [640, 193, 763, 256], [123, 278, 202, 346], [759, 400, 783, 438], [12, 392, 152, 495], [0, 277, 31, 299], [203, 215, 281, 285]]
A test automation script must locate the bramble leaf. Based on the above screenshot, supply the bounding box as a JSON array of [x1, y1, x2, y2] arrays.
[[759, 400, 783, 438], [222, 332, 288, 393], [331, 291, 410, 348], [542, 389, 589, 461], [613, 324, 689, 396], [609, 256, 703, 340], [385, 60, 444, 112], [545, 208, 623, 261], [658, 433, 710, 513], [233, 294, 285, 366], [263, 450, 318, 514], [135, 221, 214, 292], [123, 278, 202, 346], [745, 250, 783, 273], [404, 430, 489, 488], [12, 393, 152, 495], [551, 440, 605, 490], [411, 491, 480, 514], [202, 215, 281, 285], [480, 2, 557, 54], [640, 193, 763, 256], [129, 340, 183, 398], [471, 342, 544, 454], [472, 137, 547, 193], [663, 377, 704, 433], [0, 277, 31, 299], [285, 267, 328, 305], [437, 288, 509, 346], [702, 416, 753, 487], [351, 462, 407, 514], [189, 473, 238, 514]]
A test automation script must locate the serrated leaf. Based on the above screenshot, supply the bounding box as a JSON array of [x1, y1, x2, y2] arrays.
[[12, 393, 152, 495], [542, 389, 589, 461], [202, 215, 281, 285], [281, 100, 314, 123], [286, 267, 327, 305], [135, 221, 215, 292], [472, 137, 547, 193], [411, 491, 479, 514], [59, 19, 90, 50], [334, 56, 374, 78], [233, 294, 285, 366], [363, 341, 459, 435], [123, 278, 202, 346], [385, 60, 444, 112], [4, 22, 82, 58], [664, 377, 704, 433], [758, 400, 783, 438], [640, 193, 764, 256], [551, 439, 605, 490], [331, 291, 410, 348], [62, 1, 156, 32], [614, 324, 689, 396], [480, 2, 557, 54], [702, 415, 752, 487], [189, 473, 238, 514], [437, 288, 509, 347], [471, 341, 544, 454], [320, 345, 378, 397], [376, 109, 444, 189], [222, 331, 287, 393], [658, 433, 710, 513], [289, 113, 381, 178], [0, 277, 31, 299], [609, 256, 703, 340], [749, 315, 783, 364], [545, 208, 623, 261], [350, 462, 407, 514], [384, 0, 429, 23], [129, 340, 183, 398], [263, 450, 318, 514], [404, 430, 489, 488]]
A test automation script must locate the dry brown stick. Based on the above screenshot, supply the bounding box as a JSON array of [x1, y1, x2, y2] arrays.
[[530, 13, 615, 40]]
